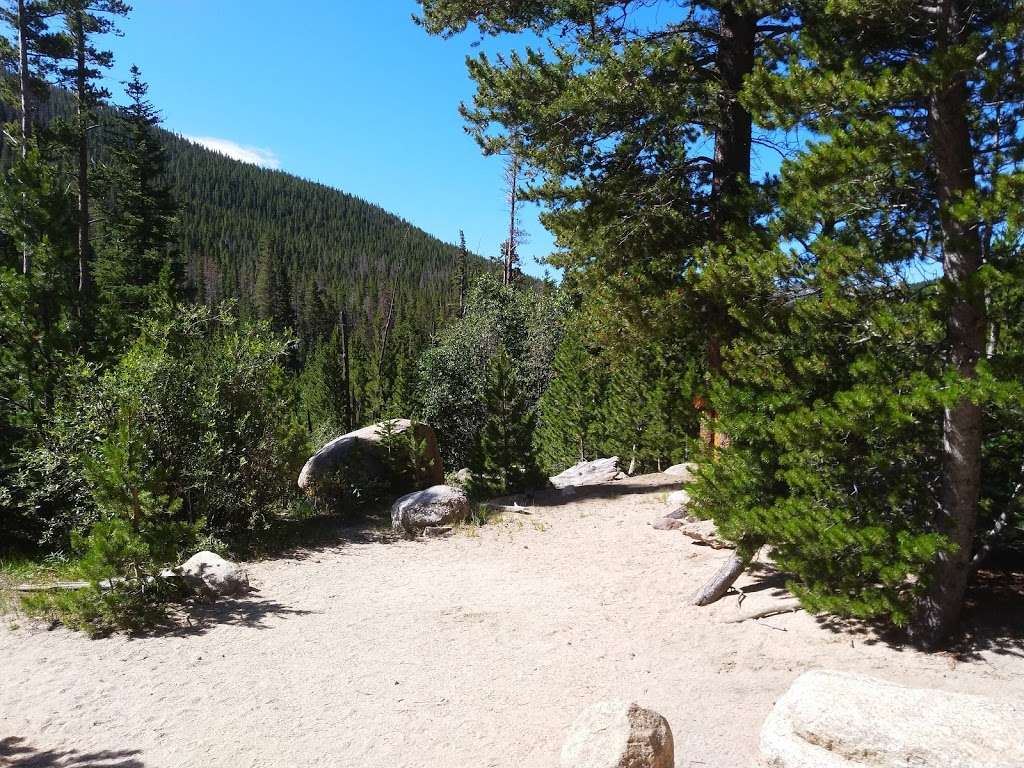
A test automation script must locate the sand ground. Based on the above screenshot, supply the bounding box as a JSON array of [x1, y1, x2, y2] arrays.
[[2, 472, 1023, 768]]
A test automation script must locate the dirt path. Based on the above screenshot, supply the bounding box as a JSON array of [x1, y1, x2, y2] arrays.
[[2, 473, 1022, 768]]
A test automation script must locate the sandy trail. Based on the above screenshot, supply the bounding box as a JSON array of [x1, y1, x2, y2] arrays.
[[2, 473, 1022, 768]]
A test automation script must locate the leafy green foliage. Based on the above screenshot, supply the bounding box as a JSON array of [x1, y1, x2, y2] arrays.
[[416, 274, 566, 470]]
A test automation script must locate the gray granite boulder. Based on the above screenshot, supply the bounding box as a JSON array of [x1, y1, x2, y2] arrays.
[[298, 419, 443, 493], [391, 484, 469, 534], [179, 551, 249, 597]]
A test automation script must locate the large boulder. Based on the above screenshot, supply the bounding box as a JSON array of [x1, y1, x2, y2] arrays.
[[550, 457, 622, 489], [179, 551, 249, 597], [761, 670, 1024, 768], [560, 700, 674, 768], [391, 484, 469, 534], [297, 419, 443, 493], [663, 462, 698, 481]]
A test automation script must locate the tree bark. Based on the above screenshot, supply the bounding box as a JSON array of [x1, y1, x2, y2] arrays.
[[701, 4, 756, 451], [74, 9, 91, 296], [909, 0, 985, 649], [17, 0, 31, 275]]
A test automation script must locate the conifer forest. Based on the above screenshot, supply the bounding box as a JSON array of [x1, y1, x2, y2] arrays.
[[2, 0, 1024, 666]]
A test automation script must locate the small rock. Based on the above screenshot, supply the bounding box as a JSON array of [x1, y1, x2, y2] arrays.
[[761, 669, 1024, 768], [179, 551, 249, 597], [666, 490, 691, 508], [391, 485, 469, 534], [449, 468, 474, 488], [423, 526, 453, 538], [652, 518, 683, 531], [664, 507, 690, 520], [560, 700, 674, 768]]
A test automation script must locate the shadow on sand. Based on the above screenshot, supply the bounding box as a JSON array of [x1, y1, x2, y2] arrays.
[[0, 737, 144, 768], [736, 554, 1024, 660]]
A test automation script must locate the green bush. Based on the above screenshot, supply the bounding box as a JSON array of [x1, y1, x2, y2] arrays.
[[416, 275, 566, 471], [7, 301, 308, 550]]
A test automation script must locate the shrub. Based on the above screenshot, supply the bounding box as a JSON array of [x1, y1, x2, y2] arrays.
[[8, 301, 308, 550]]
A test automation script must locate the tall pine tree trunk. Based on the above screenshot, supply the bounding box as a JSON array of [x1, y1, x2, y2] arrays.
[[74, 9, 91, 296], [910, 0, 984, 648], [702, 3, 755, 452], [17, 0, 31, 275], [692, 5, 757, 607]]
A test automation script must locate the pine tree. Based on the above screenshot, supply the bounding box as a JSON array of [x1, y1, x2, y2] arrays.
[[456, 229, 468, 318], [94, 65, 177, 341], [0, 0, 63, 274], [477, 345, 537, 492], [534, 321, 605, 474], [299, 329, 349, 443], [52, 0, 129, 302], [698, 0, 1024, 644], [417, 1, 796, 446], [253, 235, 291, 330]]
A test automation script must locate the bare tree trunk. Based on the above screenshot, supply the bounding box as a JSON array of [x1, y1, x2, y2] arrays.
[[17, 0, 31, 275], [909, 0, 984, 649], [340, 308, 353, 432], [504, 155, 519, 286], [377, 288, 397, 382], [74, 9, 91, 296]]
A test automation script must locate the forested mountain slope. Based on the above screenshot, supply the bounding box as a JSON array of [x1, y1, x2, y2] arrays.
[[0, 90, 499, 344], [161, 131, 486, 338]]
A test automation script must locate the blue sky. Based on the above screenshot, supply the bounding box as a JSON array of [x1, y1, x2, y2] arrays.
[[103, 1, 557, 278]]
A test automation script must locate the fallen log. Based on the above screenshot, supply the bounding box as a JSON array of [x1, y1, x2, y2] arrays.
[[690, 536, 764, 607], [15, 579, 113, 593], [691, 553, 746, 606]]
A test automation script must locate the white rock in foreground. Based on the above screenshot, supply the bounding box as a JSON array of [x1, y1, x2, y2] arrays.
[[179, 551, 249, 597], [391, 484, 469, 534], [560, 700, 674, 768], [761, 669, 1024, 768], [550, 457, 622, 489], [663, 462, 698, 481]]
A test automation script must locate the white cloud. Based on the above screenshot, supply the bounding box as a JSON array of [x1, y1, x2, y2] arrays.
[[183, 135, 281, 169]]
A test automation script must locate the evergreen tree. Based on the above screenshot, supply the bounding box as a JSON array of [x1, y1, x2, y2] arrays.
[[534, 320, 605, 474], [298, 329, 349, 443], [94, 65, 177, 342], [52, 0, 129, 302], [477, 345, 538, 492], [253, 235, 291, 330], [417, 1, 796, 446], [697, 0, 1024, 644], [0, 0, 62, 275]]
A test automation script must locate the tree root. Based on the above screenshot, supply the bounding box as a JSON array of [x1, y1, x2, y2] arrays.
[[727, 600, 803, 623]]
